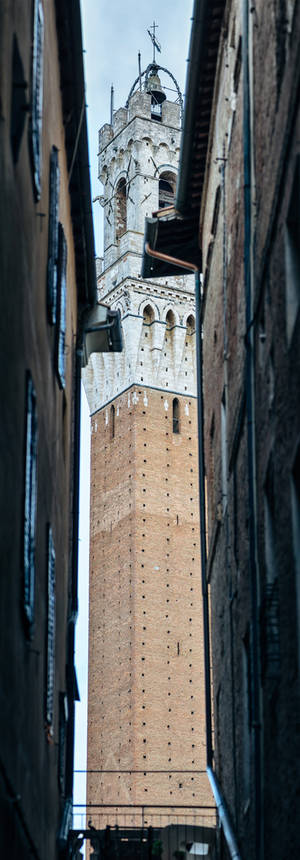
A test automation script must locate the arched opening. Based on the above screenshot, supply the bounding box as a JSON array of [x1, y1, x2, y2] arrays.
[[173, 398, 180, 434], [115, 178, 127, 239], [159, 172, 176, 210], [110, 404, 115, 439], [166, 309, 176, 330], [143, 304, 155, 325], [186, 314, 195, 335], [151, 98, 162, 122]]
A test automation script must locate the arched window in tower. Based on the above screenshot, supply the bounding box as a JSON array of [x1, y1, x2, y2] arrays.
[[166, 309, 175, 330], [143, 304, 155, 326], [110, 404, 115, 439], [182, 313, 196, 391], [173, 398, 180, 434], [186, 314, 195, 336], [159, 172, 176, 210], [151, 100, 162, 121], [115, 177, 127, 239]]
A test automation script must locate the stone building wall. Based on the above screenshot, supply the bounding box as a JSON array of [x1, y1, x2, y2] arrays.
[[200, 1, 300, 857]]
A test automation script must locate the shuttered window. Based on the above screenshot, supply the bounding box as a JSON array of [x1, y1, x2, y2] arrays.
[[58, 692, 68, 795], [46, 526, 56, 730], [56, 223, 67, 389], [30, 0, 44, 199], [24, 373, 38, 632], [47, 147, 60, 324]]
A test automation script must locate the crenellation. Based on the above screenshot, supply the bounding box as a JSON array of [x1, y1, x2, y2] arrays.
[[99, 122, 114, 153], [112, 106, 128, 134]]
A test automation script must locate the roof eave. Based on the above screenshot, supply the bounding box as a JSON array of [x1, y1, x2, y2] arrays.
[[55, 0, 97, 310]]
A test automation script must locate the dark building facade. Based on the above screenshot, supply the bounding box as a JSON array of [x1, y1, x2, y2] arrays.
[[143, 1, 300, 858], [0, 0, 96, 856]]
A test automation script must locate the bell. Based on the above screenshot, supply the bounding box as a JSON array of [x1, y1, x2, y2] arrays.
[[146, 70, 166, 105]]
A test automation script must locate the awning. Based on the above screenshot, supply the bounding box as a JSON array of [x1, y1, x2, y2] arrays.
[[141, 212, 202, 278]]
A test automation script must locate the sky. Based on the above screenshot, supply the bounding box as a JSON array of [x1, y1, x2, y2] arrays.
[[73, 0, 195, 824], [80, 0, 194, 256]]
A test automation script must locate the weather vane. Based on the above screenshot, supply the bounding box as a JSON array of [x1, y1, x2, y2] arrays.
[[147, 21, 161, 63]]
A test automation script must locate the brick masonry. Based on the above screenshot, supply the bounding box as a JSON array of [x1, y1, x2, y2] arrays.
[[87, 386, 213, 828], [200, 1, 300, 857]]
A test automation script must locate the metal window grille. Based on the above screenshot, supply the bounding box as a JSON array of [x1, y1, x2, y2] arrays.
[[30, 0, 44, 199], [56, 223, 67, 389], [46, 526, 56, 728], [24, 373, 38, 631], [47, 147, 60, 324]]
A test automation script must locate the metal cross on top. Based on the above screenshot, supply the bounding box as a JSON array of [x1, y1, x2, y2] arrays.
[[147, 20, 161, 63]]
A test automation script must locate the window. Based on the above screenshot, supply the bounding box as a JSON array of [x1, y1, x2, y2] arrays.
[[264, 454, 276, 582], [159, 172, 176, 210], [47, 147, 60, 324], [24, 372, 38, 633], [115, 177, 127, 239], [173, 398, 180, 434], [46, 526, 56, 732], [30, 0, 44, 199], [58, 693, 68, 795], [233, 37, 242, 94], [291, 441, 300, 671], [242, 630, 251, 802], [10, 34, 27, 164], [56, 223, 67, 389], [151, 100, 162, 121], [142, 304, 155, 340], [221, 389, 227, 515], [262, 454, 280, 679], [110, 404, 115, 440], [166, 309, 175, 330], [186, 314, 195, 335], [285, 157, 300, 345], [211, 186, 221, 237]]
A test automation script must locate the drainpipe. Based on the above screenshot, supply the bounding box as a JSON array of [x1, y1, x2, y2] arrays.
[[58, 324, 84, 853], [66, 331, 83, 793], [242, 3, 263, 859], [145, 243, 242, 860]]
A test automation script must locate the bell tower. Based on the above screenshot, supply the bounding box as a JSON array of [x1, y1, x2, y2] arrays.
[[83, 50, 212, 830]]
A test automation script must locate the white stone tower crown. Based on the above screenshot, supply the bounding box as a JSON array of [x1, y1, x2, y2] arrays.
[[83, 63, 196, 414]]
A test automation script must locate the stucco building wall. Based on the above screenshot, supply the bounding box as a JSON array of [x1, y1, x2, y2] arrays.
[[0, 1, 95, 856]]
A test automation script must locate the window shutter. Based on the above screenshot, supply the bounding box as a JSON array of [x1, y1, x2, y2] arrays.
[[46, 526, 56, 729], [58, 692, 68, 795], [47, 147, 60, 324], [30, 0, 44, 199], [24, 373, 38, 632], [56, 223, 67, 389]]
